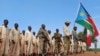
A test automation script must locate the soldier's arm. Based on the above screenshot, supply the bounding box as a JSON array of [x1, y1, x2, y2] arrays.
[[37, 28, 43, 37], [18, 30, 21, 41], [59, 37, 62, 43], [37, 30, 40, 37], [72, 30, 78, 40], [52, 35, 55, 40], [11, 29, 15, 44], [63, 26, 70, 36], [74, 32, 78, 40], [0, 27, 1, 36], [0, 26, 2, 36], [25, 31, 28, 45], [32, 36, 36, 46], [63, 26, 66, 35], [19, 34, 22, 46]]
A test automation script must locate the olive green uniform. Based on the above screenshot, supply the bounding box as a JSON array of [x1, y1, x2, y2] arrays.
[[52, 33, 62, 55], [63, 25, 71, 55], [37, 28, 49, 55], [72, 29, 78, 53]]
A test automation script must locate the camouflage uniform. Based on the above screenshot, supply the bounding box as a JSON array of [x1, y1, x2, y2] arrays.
[[63, 36, 71, 55], [63, 25, 71, 55], [37, 28, 49, 55], [72, 29, 78, 53], [52, 32, 62, 55]]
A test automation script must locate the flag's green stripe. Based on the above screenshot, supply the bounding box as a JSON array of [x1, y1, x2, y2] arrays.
[[76, 20, 93, 34]]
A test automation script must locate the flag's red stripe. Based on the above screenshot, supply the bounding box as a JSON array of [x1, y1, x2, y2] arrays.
[[87, 17, 99, 37], [86, 35, 91, 47]]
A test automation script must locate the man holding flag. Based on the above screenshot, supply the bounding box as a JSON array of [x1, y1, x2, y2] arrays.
[[72, 26, 78, 54]]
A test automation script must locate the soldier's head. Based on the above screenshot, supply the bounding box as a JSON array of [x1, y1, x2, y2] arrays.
[[48, 30, 51, 34], [73, 26, 77, 31], [4, 19, 9, 26], [22, 30, 25, 35], [56, 29, 59, 33], [65, 21, 70, 26], [33, 32, 35, 35], [41, 24, 45, 29], [84, 28, 87, 31], [70, 36, 72, 39], [14, 23, 19, 29], [28, 26, 32, 31]]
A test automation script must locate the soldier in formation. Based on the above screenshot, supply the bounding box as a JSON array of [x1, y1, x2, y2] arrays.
[[52, 29, 62, 56], [20, 30, 25, 56], [0, 19, 89, 56], [63, 21, 71, 56], [0, 19, 9, 56], [37, 24, 49, 56], [72, 26, 78, 54], [9, 23, 20, 56]]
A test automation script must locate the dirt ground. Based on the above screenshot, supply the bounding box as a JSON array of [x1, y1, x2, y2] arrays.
[[68, 51, 100, 56]]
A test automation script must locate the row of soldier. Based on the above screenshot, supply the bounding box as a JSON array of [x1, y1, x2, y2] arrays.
[[0, 19, 86, 56]]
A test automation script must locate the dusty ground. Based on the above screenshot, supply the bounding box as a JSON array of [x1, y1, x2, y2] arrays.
[[68, 51, 100, 56]]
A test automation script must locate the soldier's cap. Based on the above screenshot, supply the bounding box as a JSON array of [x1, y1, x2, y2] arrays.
[[74, 26, 77, 28], [28, 26, 32, 28], [65, 21, 70, 24], [4, 19, 8, 23]]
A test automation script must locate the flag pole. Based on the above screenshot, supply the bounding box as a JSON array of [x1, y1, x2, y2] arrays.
[[73, 2, 80, 28]]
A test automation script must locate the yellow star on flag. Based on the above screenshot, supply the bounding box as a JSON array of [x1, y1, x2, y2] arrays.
[[80, 12, 84, 16]]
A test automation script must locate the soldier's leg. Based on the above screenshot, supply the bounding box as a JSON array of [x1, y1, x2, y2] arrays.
[[57, 44, 60, 56], [58, 44, 61, 56], [64, 44, 66, 56], [32, 45, 34, 56], [46, 43, 48, 56], [25, 44, 27, 56], [33, 46, 37, 56], [22, 45, 25, 56], [74, 42, 77, 54], [71, 45, 74, 54], [54, 44, 58, 56], [27, 45, 29, 56], [67, 45, 70, 56], [12, 44, 16, 56], [0, 39, 3, 56], [80, 45, 82, 53], [36, 45, 38, 56], [74, 42, 76, 54], [0, 42, 5, 56], [41, 41, 43, 56], [32, 46, 36, 56], [75, 42, 78, 54], [52, 45, 54, 56], [20, 46, 23, 56], [70, 45, 73, 54], [42, 41, 45, 56], [34, 45, 37, 56], [65, 42, 69, 56], [77, 44, 79, 53], [38, 54, 42, 56], [72, 46, 74, 54], [45, 42, 48, 56]]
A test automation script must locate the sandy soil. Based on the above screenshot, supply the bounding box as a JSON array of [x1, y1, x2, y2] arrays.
[[68, 51, 100, 56]]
